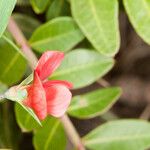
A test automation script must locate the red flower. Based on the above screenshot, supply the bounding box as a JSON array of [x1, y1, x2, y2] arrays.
[[23, 51, 73, 120]]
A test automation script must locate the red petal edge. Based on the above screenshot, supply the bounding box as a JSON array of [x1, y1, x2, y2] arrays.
[[35, 51, 64, 80], [43, 80, 73, 89], [44, 84, 72, 117]]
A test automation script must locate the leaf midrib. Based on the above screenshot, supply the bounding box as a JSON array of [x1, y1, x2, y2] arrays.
[[44, 121, 60, 150], [69, 93, 118, 111], [51, 60, 112, 77], [84, 134, 150, 145], [88, 0, 108, 50], [30, 28, 81, 47]]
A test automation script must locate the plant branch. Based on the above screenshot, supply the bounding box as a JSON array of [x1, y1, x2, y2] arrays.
[[97, 78, 110, 87], [140, 103, 150, 120], [7, 17, 38, 69], [60, 115, 85, 150], [8, 16, 85, 150]]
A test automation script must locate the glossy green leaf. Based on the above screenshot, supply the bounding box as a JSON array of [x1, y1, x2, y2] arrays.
[[68, 87, 121, 119], [83, 120, 150, 150], [30, 0, 50, 14], [71, 0, 120, 56], [29, 17, 84, 53], [13, 13, 41, 39], [33, 117, 66, 150], [15, 103, 41, 132], [50, 49, 114, 89], [0, 0, 16, 37], [16, 101, 41, 126], [46, 0, 70, 20], [123, 0, 150, 45], [0, 36, 26, 86]]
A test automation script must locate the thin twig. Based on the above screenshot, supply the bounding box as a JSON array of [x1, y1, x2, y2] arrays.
[[97, 79, 119, 121], [61, 115, 85, 150], [8, 16, 85, 150], [7, 17, 38, 69], [97, 78, 110, 87], [140, 103, 150, 120]]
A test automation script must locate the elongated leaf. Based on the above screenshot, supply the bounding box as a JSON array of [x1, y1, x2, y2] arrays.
[[15, 103, 41, 132], [13, 13, 41, 39], [5, 86, 41, 127], [0, 0, 16, 37], [29, 17, 84, 53], [16, 102, 41, 127], [83, 120, 150, 150], [30, 0, 50, 14], [33, 117, 66, 150], [71, 0, 120, 56], [46, 0, 70, 20], [0, 36, 26, 86], [50, 49, 114, 89], [68, 87, 121, 119], [123, 0, 150, 45]]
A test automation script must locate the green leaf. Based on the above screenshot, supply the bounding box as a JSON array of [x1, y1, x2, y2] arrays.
[[46, 0, 70, 20], [0, 36, 26, 86], [83, 120, 150, 150], [123, 0, 150, 45], [30, 0, 51, 14], [13, 13, 41, 39], [68, 87, 121, 119], [33, 117, 66, 150], [29, 17, 84, 53], [15, 103, 41, 132], [50, 49, 114, 89], [71, 0, 120, 56], [15, 101, 42, 127], [0, 0, 16, 37]]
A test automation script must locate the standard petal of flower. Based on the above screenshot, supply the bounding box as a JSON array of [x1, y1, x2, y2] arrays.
[[44, 84, 72, 117], [35, 51, 64, 80], [43, 80, 73, 89], [24, 72, 47, 120]]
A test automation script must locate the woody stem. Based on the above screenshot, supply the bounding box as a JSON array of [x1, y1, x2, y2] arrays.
[[7, 16, 85, 150]]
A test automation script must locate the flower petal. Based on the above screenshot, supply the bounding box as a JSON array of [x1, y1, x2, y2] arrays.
[[23, 72, 47, 120], [43, 80, 73, 89], [44, 84, 72, 117], [35, 51, 64, 80]]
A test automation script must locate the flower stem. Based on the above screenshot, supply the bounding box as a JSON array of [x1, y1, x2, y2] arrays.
[[8, 16, 86, 150]]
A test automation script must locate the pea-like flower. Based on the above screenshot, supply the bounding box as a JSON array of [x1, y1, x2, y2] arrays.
[[23, 51, 73, 120]]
